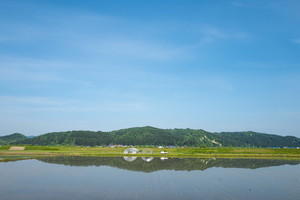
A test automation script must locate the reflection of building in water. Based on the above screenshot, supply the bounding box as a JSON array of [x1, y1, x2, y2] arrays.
[[141, 149, 154, 154], [141, 157, 154, 162], [160, 157, 168, 161], [123, 157, 137, 162], [124, 148, 139, 154], [123, 157, 154, 162]]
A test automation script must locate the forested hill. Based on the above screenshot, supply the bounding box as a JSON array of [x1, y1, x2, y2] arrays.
[[0, 133, 27, 145], [2, 126, 300, 147]]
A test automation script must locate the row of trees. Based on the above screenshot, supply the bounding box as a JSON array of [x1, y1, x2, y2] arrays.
[[10, 126, 300, 147]]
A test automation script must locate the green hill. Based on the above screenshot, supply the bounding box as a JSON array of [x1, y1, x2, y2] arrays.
[[0, 133, 28, 145], [216, 131, 300, 147], [4, 126, 300, 147]]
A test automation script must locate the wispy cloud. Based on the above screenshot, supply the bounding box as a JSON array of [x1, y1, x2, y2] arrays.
[[79, 37, 183, 60], [0, 7, 250, 62], [169, 25, 250, 55], [201, 26, 250, 40], [0, 66, 63, 82], [293, 38, 300, 44], [0, 57, 95, 89], [1, 15, 189, 61], [0, 96, 71, 106], [230, 1, 248, 8], [0, 56, 73, 68], [0, 96, 148, 113], [199, 77, 234, 92]]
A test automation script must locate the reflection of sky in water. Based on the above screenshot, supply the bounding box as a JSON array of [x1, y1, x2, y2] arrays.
[[0, 158, 299, 200]]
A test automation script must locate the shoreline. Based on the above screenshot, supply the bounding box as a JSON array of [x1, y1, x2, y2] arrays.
[[1, 146, 299, 160]]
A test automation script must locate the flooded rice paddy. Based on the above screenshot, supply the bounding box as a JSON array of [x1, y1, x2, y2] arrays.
[[0, 156, 299, 200]]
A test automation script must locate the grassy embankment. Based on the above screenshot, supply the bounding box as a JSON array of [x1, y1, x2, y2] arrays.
[[0, 145, 300, 159]]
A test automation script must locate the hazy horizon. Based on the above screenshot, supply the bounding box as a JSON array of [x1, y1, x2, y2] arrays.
[[1, 0, 300, 137], [2, 126, 299, 139]]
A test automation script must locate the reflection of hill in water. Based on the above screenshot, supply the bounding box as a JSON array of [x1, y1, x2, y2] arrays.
[[37, 156, 300, 172]]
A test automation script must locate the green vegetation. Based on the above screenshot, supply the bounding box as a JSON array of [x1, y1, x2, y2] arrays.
[[2, 126, 299, 148], [0, 146, 299, 159], [0, 133, 27, 145]]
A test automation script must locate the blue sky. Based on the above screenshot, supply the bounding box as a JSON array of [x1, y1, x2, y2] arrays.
[[0, 0, 300, 137]]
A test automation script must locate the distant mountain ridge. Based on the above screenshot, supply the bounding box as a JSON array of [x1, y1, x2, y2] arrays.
[[1, 126, 300, 147]]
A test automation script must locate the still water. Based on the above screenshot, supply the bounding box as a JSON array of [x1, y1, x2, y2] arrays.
[[0, 156, 299, 200]]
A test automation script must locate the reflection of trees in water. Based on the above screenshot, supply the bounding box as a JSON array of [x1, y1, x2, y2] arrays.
[[37, 156, 300, 173]]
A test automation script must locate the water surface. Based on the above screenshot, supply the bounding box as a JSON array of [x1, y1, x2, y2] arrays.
[[0, 156, 299, 200]]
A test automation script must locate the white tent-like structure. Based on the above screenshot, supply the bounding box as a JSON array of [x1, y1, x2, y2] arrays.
[[124, 148, 139, 154], [141, 148, 154, 154]]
